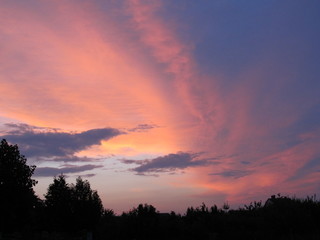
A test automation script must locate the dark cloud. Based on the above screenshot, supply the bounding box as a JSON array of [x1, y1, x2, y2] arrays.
[[209, 170, 253, 179], [241, 161, 251, 165], [135, 172, 160, 177], [127, 124, 159, 132], [121, 152, 220, 174], [120, 159, 143, 164], [1, 123, 123, 160], [34, 164, 102, 177], [79, 173, 96, 178]]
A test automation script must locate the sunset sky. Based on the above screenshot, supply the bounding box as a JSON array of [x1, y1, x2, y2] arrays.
[[1, 0, 320, 213]]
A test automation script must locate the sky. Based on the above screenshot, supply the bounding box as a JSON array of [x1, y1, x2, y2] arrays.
[[1, 0, 320, 214]]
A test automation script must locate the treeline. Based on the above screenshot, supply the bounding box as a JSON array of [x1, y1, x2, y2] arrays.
[[1, 139, 320, 239], [99, 195, 320, 240]]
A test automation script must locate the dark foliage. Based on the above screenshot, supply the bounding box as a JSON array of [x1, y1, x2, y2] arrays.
[[0, 139, 38, 233], [71, 177, 104, 230], [95, 195, 320, 240], [44, 175, 103, 232], [120, 204, 159, 239], [44, 174, 74, 231]]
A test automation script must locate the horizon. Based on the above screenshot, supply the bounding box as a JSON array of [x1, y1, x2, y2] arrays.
[[1, 0, 320, 214]]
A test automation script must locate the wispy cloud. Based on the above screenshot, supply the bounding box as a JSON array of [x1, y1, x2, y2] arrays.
[[209, 170, 254, 179], [34, 164, 102, 177], [3, 123, 61, 134], [127, 124, 159, 132], [125, 0, 204, 121], [121, 152, 220, 174], [287, 157, 320, 181], [40, 155, 105, 163]]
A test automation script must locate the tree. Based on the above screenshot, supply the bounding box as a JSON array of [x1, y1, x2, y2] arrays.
[[44, 174, 73, 231], [0, 139, 38, 232], [71, 177, 104, 230], [129, 203, 158, 218], [122, 203, 160, 239], [44, 175, 103, 231]]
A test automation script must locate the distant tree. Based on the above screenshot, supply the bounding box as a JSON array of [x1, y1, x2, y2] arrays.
[[127, 203, 158, 218], [0, 139, 38, 232], [103, 208, 115, 218], [121, 204, 160, 239], [222, 202, 230, 212]]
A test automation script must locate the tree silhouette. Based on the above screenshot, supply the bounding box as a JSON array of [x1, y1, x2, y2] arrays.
[[44, 175, 103, 232], [71, 177, 104, 230], [121, 204, 160, 239], [44, 174, 73, 231], [0, 139, 38, 232]]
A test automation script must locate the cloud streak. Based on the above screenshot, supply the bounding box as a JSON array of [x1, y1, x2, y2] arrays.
[[121, 152, 220, 174], [209, 170, 254, 179], [34, 164, 102, 177], [127, 124, 159, 132]]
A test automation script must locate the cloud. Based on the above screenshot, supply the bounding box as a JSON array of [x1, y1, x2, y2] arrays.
[[125, 0, 207, 122], [1, 123, 123, 160], [135, 172, 160, 177], [3, 123, 61, 134], [34, 164, 102, 177], [121, 159, 140, 164], [209, 170, 254, 179], [121, 152, 220, 174], [39, 155, 104, 163], [78, 173, 96, 178], [127, 124, 159, 132]]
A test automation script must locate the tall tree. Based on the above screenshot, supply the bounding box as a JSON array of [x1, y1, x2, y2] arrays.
[[71, 177, 104, 230], [0, 139, 38, 232], [44, 174, 73, 231]]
